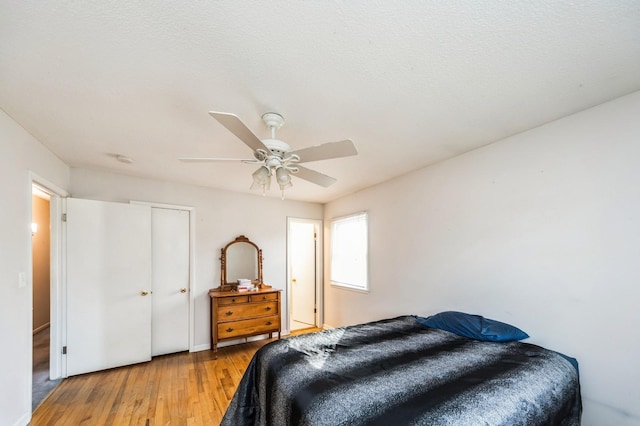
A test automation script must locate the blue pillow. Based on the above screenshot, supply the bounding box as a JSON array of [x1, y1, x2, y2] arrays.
[[416, 311, 529, 342], [554, 351, 580, 373]]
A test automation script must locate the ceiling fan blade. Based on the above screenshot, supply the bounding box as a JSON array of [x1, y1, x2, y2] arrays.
[[290, 139, 357, 164], [293, 165, 337, 188], [178, 157, 259, 163], [209, 111, 271, 153]]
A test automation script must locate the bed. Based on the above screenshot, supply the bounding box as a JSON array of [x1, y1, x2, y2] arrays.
[[222, 314, 581, 425]]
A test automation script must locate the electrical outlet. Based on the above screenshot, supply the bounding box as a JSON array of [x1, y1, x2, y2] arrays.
[[18, 272, 26, 288]]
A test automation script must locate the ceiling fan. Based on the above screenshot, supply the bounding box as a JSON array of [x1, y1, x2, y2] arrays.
[[179, 111, 358, 198]]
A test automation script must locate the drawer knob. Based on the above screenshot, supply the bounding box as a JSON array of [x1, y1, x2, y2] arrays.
[[225, 311, 233, 316], [262, 296, 267, 300], [265, 321, 272, 326], [265, 306, 272, 311], [226, 328, 233, 333]]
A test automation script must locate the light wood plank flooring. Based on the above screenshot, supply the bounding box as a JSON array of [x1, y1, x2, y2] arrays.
[[31, 328, 321, 425]]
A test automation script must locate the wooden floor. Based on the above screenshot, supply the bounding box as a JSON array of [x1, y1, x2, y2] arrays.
[[31, 328, 321, 425]]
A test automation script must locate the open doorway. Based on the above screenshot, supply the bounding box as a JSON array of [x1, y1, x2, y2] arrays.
[[30, 175, 67, 412], [31, 185, 59, 409], [287, 218, 322, 331]]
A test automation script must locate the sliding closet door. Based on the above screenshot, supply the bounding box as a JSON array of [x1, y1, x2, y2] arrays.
[[66, 198, 152, 376], [151, 207, 190, 356]]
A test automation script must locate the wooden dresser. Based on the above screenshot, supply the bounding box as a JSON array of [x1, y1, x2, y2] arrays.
[[209, 288, 282, 354]]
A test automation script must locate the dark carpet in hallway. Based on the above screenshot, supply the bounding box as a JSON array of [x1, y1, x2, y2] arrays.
[[33, 327, 62, 411]]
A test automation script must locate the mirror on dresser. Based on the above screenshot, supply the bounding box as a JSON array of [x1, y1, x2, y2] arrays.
[[217, 235, 264, 291]]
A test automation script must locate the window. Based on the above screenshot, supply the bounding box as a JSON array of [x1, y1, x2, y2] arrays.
[[330, 212, 368, 291]]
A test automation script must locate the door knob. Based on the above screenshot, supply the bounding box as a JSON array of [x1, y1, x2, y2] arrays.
[[140, 290, 149, 296], [180, 288, 187, 293]]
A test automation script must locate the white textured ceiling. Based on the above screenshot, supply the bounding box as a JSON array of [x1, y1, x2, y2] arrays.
[[1, 1, 639, 203]]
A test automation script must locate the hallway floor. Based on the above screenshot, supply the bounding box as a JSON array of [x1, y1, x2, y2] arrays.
[[33, 327, 62, 411], [291, 320, 315, 331]]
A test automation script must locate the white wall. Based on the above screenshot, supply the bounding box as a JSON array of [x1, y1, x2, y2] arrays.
[[0, 110, 70, 426], [323, 91, 640, 425], [69, 168, 323, 348]]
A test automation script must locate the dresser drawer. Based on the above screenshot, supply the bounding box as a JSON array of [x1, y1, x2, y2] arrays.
[[217, 315, 280, 339], [250, 293, 278, 303], [218, 295, 249, 306], [210, 289, 282, 354], [217, 301, 278, 321]]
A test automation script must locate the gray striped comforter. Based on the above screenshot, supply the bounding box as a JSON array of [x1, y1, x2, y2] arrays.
[[222, 316, 581, 426]]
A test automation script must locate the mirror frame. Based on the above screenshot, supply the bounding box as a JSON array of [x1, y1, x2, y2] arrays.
[[218, 235, 263, 291]]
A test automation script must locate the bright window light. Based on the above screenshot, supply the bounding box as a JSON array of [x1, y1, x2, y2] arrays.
[[330, 212, 368, 291]]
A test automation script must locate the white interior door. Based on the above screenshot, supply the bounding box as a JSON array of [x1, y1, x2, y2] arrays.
[[66, 198, 152, 376], [151, 207, 190, 356], [290, 221, 317, 327]]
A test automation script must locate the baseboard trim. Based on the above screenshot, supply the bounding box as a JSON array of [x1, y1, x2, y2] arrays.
[[190, 343, 210, 353], [13, 410, 31, 426]]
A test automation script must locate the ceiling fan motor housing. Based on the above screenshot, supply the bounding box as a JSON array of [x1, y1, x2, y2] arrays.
[[262, 138, 291, 158]]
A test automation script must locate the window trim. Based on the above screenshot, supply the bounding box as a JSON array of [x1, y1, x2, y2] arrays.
[[329, 211, 369, 292]]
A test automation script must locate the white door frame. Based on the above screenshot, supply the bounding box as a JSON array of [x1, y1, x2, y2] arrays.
[[286, 217, 323, 332], [131, 201, 196, 351], [28, 172, 69, 381]]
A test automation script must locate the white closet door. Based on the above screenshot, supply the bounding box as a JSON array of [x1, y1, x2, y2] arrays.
[[66, 198, 152, 376], [151, 207, 190, 356]]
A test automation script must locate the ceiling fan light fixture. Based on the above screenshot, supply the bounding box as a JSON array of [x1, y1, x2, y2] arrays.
[[252, 165, 269, 181], [273, 166, 293, 199], [251, 166, 271, 194], [275, 166, 291, 185]]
